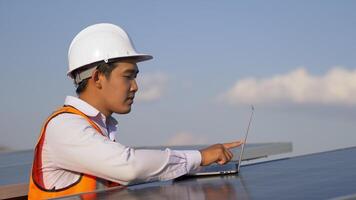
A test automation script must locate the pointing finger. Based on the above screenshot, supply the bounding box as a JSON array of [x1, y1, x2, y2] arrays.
[[223, 140, 244, 149]]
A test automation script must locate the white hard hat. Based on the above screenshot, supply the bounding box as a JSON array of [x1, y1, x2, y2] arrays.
[[67, 23, 153, 78]]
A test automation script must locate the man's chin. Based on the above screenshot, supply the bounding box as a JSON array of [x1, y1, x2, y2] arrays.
[[121, 108, 131, 114], [114, 107, 131, 114]]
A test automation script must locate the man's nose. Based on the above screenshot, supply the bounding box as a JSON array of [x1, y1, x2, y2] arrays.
[[130, 79, 138, 92]]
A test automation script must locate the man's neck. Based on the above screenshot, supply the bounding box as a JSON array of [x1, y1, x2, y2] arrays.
[[78, 93, 112, 118]]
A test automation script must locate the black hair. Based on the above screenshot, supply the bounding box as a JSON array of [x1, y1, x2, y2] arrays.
[[75, 79, 89, 94], [74, 62, 118, 95]]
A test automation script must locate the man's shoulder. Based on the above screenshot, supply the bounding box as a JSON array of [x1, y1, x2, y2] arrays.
[[48, 112, 88, 125], [45, 112, 92, 137]]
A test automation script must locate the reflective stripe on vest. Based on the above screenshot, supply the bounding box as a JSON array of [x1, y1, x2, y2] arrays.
[[28, 106, 121, 199]]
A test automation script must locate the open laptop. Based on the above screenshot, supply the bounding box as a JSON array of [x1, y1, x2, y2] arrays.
[[187, 105, 254, 176]]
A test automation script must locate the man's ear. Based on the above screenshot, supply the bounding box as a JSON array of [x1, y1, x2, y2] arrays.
[[92, 69, 102, 89]]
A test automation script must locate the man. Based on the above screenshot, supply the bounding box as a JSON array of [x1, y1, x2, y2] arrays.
[[28, 23, 243, 199]]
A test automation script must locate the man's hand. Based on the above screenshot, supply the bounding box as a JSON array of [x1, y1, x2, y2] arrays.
[[199, 140, 244, 166]]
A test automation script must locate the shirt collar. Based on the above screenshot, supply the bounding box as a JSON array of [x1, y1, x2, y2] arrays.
[[64, 96, 118, 126], [64, 96, 99, 117]]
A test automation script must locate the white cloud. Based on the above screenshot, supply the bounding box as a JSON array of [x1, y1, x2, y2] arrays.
[[220, 67, 356, 105], [136, 72, 168, 102], [166, 132, 207, 146]]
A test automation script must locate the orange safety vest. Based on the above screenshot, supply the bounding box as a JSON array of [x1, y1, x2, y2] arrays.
[[28, 106, 121, 199]]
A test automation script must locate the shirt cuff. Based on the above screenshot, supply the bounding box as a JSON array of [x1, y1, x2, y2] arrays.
[[182, 150, 202, 172]]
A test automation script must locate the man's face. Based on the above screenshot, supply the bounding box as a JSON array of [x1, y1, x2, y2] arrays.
[[99, 60, 139, 114]]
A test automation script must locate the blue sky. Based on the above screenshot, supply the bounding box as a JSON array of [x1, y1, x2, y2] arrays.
[[1, 0, 356, 156]]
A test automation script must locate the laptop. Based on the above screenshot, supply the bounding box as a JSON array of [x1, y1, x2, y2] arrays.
[[187, 105, 254, 176]]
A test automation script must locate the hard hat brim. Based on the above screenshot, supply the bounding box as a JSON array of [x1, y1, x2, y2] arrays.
[[126, 54, 153, 62], [67, 54, 153, 77]]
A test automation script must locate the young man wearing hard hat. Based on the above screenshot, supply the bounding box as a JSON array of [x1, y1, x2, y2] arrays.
[[28, 23, 243, 199]]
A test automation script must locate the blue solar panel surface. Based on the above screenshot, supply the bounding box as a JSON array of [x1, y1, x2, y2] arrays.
[[58, 147, 356, 200]]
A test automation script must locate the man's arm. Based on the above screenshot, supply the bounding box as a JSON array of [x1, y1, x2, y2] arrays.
[[46, 114, 200, 185], [45, 114, 242, 185]]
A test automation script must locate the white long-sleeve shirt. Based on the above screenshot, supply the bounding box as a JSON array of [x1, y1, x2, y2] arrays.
[[41, 96, 202, 190]]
